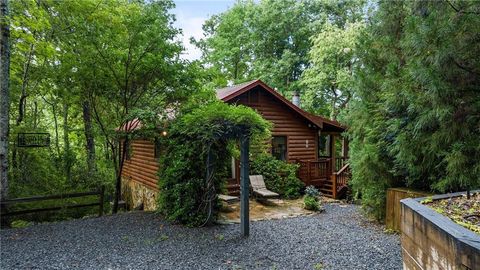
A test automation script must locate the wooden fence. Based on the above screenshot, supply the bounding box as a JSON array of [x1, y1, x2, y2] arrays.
[[0, 186, 105, 218], [385, 187, 430, 232]]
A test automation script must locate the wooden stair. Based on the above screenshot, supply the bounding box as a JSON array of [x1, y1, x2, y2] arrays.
[[226, 183, 240, 196], [317, 180, 348, 199]]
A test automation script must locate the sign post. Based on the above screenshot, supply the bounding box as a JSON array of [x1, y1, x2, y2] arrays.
[[240, 135, 250, 237]]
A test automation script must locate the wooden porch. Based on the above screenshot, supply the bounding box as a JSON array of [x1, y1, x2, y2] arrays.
[[294, 157, 350, 199], [226, 133, 351, 199], [226, 157, 351, 199]]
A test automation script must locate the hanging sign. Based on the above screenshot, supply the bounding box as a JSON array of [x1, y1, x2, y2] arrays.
[[17, 133, 50, 147]]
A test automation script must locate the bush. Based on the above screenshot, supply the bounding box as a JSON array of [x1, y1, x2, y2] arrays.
[[305, 185, 320, 197], [303, 195, 320, 211], [158, 101, 271, 226], [250, 153, 304, 199]]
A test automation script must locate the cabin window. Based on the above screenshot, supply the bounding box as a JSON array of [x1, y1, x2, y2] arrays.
[[272, 136, 287, 161], [318, 134, 331, 157], [154, 138, 161, 159]]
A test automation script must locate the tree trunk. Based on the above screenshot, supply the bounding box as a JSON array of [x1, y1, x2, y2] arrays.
[[0, 0, 10, 200], [51, 102, 60, 157], [113, 137, 127, 213], [82, 99, 96, 175], [33, 101, 38, 128], [63, 102, 72, 183], [16, 43, 34, 126]]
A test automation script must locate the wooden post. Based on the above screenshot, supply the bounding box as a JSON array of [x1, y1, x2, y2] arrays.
[[240, 135, 249, 237], [332, 173, 337, 199], [331, 134, 336, 173], [98, 185, 105, 217]]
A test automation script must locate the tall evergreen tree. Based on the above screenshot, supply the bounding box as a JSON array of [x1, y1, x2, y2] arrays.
[[347, 0, 480, 220]]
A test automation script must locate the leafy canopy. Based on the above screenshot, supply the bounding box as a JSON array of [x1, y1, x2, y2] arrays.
[[301, 22, 365, 119], [194, 0, 365, 96]]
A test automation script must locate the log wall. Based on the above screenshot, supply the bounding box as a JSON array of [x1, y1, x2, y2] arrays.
[[229, 86, 319, 181], [121, 139, 159, 191], [121, 85, 323, 194]]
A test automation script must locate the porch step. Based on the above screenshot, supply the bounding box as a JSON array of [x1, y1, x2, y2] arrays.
[[227, 184, 240, 196], [309, 180, 334, 198], [319, 189, 333, 198]]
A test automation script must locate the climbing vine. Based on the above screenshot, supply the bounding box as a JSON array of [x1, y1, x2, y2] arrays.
[[157, 101, 271, 226]]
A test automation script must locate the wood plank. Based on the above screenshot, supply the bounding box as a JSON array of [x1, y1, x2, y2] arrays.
[[0, 190, 100, 204], [385, 188, 431, 232]]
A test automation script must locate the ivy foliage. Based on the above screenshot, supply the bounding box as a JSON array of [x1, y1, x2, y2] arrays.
[[158, 101, 271, 226], [250, 153, 304, 199]]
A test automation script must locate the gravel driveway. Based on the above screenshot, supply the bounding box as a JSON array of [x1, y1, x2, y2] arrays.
[[0, 203, 402, 270]]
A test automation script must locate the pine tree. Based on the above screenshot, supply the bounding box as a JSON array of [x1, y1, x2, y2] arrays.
[[347, 0, 480, 220]]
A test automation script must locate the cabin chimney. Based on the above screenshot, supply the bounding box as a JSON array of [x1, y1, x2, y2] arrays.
[[292, 91, 300, 107]]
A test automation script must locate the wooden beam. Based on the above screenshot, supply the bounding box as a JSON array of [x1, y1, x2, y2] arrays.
[[332, 173, 337, 199], [331, 134, 336, 174], [240, 135, 250, 237]]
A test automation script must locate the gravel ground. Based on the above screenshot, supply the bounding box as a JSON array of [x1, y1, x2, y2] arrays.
[[0, 203, 402, 270]]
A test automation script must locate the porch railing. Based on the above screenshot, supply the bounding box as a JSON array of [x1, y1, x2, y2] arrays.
[[295, 159, 331, 186], [332, 163, 351, 198], [294, 158, 351, 198], [335, 157, 349, 172]]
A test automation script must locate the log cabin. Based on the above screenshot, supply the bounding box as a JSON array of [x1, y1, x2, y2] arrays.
[[120, 80, 350, 210]]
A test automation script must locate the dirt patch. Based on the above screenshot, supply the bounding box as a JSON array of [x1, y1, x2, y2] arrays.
[[424, 192, 480, 234]]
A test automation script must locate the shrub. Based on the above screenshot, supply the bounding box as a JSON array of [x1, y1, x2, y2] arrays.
[[158, 101, 271, 226], [304, 195, 320, 211], [250, 153, 304, 199], [305, 185, 320, 197]]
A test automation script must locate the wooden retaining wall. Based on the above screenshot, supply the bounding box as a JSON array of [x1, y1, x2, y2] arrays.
[[401, 193, 480, 270], [385, 188, 430, 232]]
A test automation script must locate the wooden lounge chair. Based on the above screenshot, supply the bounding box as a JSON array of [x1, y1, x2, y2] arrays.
[[249, 175, 279, 199], [218, 194, 239, 204]]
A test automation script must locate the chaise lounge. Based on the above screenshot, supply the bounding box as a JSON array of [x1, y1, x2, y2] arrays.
[[249, 175, 279, 199]]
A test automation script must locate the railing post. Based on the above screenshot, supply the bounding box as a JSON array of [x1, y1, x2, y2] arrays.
[[331, 134, 336, 174], [98, 185, 105, 217], [332, 173, 337, 199]]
